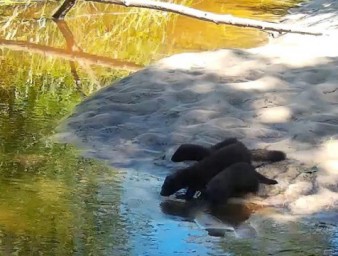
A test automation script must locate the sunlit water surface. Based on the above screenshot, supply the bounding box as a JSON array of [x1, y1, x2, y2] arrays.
[[0, 0, 337, 255]]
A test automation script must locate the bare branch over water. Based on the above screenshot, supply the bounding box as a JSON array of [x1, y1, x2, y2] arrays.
[[53, 0, 323, 36]]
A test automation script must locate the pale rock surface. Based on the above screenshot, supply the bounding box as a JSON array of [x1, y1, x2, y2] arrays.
[[56, 0, 338, 216]]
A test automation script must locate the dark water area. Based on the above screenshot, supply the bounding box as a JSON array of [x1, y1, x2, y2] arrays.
[[1, 0, 337, 255]]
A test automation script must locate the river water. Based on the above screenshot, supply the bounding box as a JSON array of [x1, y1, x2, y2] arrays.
[[0, 0, 337, 255]]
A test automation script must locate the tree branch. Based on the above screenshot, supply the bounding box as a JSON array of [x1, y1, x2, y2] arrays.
[[53, 0, 323, 36]]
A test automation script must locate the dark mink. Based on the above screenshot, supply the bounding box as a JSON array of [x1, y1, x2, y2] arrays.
[[171, 138, 286, 163], [203, 162, 277, 206], [161, 141, 252, 199]]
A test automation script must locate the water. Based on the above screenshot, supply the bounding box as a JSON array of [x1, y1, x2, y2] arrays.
[[1, 0, 337, 255]]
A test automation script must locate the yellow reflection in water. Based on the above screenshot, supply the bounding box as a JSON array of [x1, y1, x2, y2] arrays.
[[1, 0, 300, 65], [168, 0, 298, 50], [0, 176, 72, 235]]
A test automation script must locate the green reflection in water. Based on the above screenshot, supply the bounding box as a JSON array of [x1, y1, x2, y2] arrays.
[[0, 158, 127, 255], [0, 77, 128, 254], [0, 0, 304, 254]]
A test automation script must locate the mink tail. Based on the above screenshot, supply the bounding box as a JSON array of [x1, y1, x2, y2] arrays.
[[250, 149, 286, 162]]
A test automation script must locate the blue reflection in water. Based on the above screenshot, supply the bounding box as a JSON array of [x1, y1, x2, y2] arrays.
[[147, 219, 210, 256], [118, 171, 218, 256], [329, 227, 338, 256], [125, 218, 213, 256]]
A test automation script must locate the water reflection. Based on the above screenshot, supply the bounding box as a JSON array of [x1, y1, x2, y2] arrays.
[[0, 155, 127, 255]]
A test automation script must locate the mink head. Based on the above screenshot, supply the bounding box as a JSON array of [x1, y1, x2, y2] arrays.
[[160, 175, 183, 196]]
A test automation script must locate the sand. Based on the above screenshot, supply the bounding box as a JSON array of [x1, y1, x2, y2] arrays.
[[55, 0, 338, 216]]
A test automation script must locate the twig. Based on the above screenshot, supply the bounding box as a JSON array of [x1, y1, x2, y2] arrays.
[[55, 20, 101, 91], [55, 20, 83, 92], [0, 39, 142, 71]]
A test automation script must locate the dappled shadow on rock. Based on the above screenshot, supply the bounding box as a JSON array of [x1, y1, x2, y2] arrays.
[[57, 47, 338, 215]]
